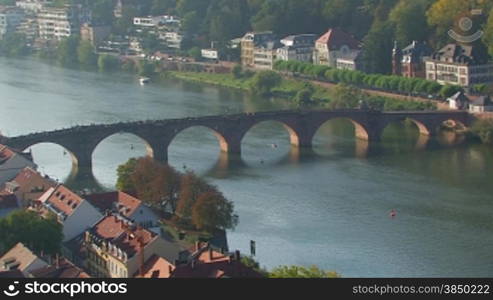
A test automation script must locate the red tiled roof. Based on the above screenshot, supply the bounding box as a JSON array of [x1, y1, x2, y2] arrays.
[[3, 167, 56, 203], [40, 185, 84, 217], [93, 215, 127, 239], [171, 246, 263, 278], [316, 28, 360, 50], [134, 255, 174, 278], [91, 215, 158, 258], [86, 191, 141, 217]]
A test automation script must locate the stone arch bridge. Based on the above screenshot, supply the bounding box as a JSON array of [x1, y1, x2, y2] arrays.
[[2, 109, 471, 175]]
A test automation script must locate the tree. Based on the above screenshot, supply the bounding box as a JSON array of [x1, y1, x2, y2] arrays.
[[232, 64, 243, 78], [361, 22, 395, 74], [176, 171, 214, 220], [191, 190, 238, 232], [77, 40, 98, 67], [471, 119, 493, 144], [90, 0, 115, 25], [427, 0, 492, 46], [329, 84, 367, 109], [249, 71, 282, 96], [98, 54, 120, 71], [0, 33, 29, 57], [138, 60, 156, 77], [389, 0, 433, 46], [440, 84, 463, 98], [294, 89, 314, 108], [269, 265, 340, 278], [484, 8, 493, 58], [187, 47, 202, 61], [57, 36, 80, 66], [0, 210, 63, 256], [116, 158, 138, 192], [116, 157, 181, 211]]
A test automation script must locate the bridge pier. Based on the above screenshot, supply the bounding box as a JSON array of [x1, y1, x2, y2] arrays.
[[147, 140, 169, 163]]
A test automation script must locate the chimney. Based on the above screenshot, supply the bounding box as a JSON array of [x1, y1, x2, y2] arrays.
[[195, 241, 201, 252], [234, 250, 241, 261]]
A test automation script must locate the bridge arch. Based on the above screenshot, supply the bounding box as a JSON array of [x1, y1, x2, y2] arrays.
[[241, 120, 301, 147], [314, 117, 371, 141], [22, 142, 76, 181], [92, 131, 155, 159], [170, 125, 229, 153]]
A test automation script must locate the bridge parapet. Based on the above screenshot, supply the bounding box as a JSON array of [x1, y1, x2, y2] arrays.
[[3, 110, 473, 177]]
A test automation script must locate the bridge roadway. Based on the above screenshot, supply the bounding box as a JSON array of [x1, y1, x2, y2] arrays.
[[1, 109, 471, 178]]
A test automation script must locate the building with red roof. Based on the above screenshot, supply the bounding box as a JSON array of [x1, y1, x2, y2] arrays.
[[36, 184, 103, 242], [82, 213, 180, 278], [86, 191, 159, 229], [0, 144, 36, 186], [313, 28, 362, 69], [2, 167, 56, 207]]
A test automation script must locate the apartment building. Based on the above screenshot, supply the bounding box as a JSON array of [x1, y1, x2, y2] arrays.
[[313, 28, 361, 68], [83, 214, 179, 278], [38, 6, 78, 40], [425, 43, 493, 87], [0, 6, 25, 38], [240, 31, 276, 67], [277, 34, 317, 62]]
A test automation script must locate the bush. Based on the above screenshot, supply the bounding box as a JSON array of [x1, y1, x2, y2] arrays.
[[440, 85, 463, 98], [471, 119, 493, 144], [249, 70, 282, 96], [98, 54, 120, 71], [232, 64, 243, 79]]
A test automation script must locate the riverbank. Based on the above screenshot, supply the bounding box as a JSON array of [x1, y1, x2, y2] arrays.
[[164, 70, 437, 111]]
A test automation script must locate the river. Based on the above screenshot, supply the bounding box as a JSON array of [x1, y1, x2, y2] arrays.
[[1, 57, 493, 277]]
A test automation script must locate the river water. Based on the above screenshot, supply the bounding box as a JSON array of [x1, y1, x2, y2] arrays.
[[1, 57, 493, 277]]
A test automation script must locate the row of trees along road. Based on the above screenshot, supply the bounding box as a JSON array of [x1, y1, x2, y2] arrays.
[[117, 157, 238, 233]]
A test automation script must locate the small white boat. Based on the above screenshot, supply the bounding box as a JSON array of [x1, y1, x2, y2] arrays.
[[139, 77, 150, 85]]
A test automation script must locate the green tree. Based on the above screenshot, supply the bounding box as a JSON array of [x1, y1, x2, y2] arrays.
[[427, 0, 492, 46], [0, 33, 29, 57], [0, 210, 63, 255], [471, 119, 493, 144], [232, 64, 243, 78], [138, 60, 156, 77], [269, 265, 340, 278], [361, 22, 395, 74], [57, 36, 80, 66], [440, 84, 463, 98], [249, 70, 282, 96], [98, 54, 120, 71], [389, 0, 433, 46], [294, 89, 314, 108], [329, 84, 367, 109], [484, 8, 493, 58], [77, 40, 98, 67], [116, 158, 138, 192]]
